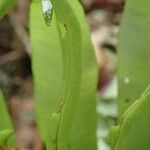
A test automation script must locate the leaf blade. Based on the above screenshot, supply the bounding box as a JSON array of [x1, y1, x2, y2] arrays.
[[118, 0, 150, 116], [112, 85, 150, 150], [0, 90, 15, 146], [0, 0, 16, 19]]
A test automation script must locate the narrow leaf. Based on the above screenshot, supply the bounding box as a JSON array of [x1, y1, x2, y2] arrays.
[[0, 90, 15, 146], [0, 0, 16, 19], [0, 129, 13, 146], [30, 0, 98, 149], [50, 0, 82, 149], [30, 2, 62, 142], [111, 85, 150, 150], [118, 0, 150, 116], [68, 1, 98, 150]]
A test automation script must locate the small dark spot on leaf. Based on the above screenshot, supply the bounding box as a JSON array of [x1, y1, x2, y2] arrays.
[[64, 24, 68, 35]]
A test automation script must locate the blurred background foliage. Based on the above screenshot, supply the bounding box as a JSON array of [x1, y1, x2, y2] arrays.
[[0, 0, 125, 149]]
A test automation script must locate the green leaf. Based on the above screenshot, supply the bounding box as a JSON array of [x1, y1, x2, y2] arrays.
[[0, 129, 13, 147], [111, 85, 150, 150], [109, 125, 119, 146], [30, 2, 62, 142], [0, 0, 16, 19], [68, 1, 98, 150], [30, 0, 97, 149], [0, 90, 15, 146], [118, 0, 150, 116], [50, 0, 82, 149]]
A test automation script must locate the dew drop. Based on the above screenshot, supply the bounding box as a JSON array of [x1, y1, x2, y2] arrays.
[[41, 0, 53, 26]]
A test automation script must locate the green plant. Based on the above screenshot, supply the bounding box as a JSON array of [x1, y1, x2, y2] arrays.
[[0, 0, 16, 19], [1, 0, 150, 150], [0, 91, 15, 149], [110, 85, 150, 150], [30, 0, 97, 150], [118, 0, 150, 117], [110, 0, 150, 149]]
